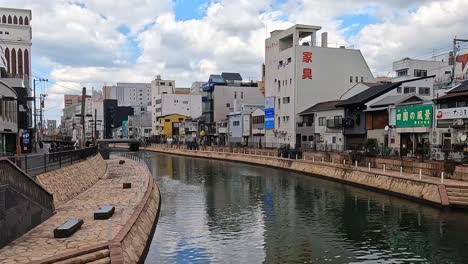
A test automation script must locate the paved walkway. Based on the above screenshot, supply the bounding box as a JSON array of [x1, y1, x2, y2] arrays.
[[0, 157, 150, 264]]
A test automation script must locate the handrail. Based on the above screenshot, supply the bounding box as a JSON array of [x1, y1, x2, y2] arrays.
[[0, 158, 54, 212]]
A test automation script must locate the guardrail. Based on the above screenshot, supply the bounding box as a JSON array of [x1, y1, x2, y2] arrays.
[[0, 158, 54, 211], [4, 146, 99, 176]]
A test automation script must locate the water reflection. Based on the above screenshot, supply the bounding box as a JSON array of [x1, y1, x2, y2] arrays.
[[143, 152, 468, 264]]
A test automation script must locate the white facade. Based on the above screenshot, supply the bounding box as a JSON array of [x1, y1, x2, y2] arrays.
[[212, 85, 264, 123], [108, 82, 151, 115], [392, 58, 465, 98], [152, 93, 202, 135], [313, 108, 344, 150], [265, 24, 375, 147], [151, 76, 175, 95]]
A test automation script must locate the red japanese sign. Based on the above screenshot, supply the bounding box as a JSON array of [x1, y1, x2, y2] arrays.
[[302, 52, 312, 63], [302, 68, 312, 79], [302, 51, 313, 80]]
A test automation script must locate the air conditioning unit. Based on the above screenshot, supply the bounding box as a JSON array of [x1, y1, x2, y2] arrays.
[[453, 119, 464, 126], [431, 130, 441, 145], [433, 151, 445, 161]]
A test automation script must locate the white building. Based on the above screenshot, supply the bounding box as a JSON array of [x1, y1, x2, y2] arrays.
[[151, 76, 202, 136], [227, 104, 263, 146], [0, 8, 32, 83], [107, 82, 151, 115], [128, 112, 152, 138], [264, 24, 375, 147], [46, 119, 56, 136], [392, 57, 466, 99]]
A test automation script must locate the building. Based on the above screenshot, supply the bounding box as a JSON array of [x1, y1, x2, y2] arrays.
[[433, 80, 468, 161], [258, 64, 265, 95], [103, 99, 134, 139], [60, 103, 80, 140], [84, 98, 104, 140], [106, 82, 152, 115], [0, 79, 18, 154], [156, 114, 187, 142], [152, 77, 202, 137], [227, 104, 264, 146], [46, 120, 56, 135], [0, 7, 32, 83], [392, 57, 464, 99], [190, 81, 205, 95], [128, 112, 152, 138], [201, 73, 264, 145], [264, 24, 375, 148], [297, 100, 344, 151], [64, 94, 90, 107]]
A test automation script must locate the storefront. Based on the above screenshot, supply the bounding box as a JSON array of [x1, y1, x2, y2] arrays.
[[395, 104, 433, 158]]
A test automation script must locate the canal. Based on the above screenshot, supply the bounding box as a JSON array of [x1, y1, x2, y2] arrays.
[[141, 151, 468, 263]]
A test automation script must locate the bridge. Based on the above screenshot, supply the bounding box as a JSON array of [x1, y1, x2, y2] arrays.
[[97, 139, 141, 158]]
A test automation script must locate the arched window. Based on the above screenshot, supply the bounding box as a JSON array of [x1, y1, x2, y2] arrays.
[[24, 16, 29, 25], [24, 49, 29, 76], [18, 49, 23, 76], [7, 15, 11, 24], [11, 48, 16, 75], [13, 16, 17, 24], [5, 48, 10, 73], [19, 16, 23, 25], [1, 15, 5, 23]]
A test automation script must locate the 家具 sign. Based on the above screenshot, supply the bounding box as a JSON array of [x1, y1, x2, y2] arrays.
[[396, 104, 433, 127], [302, 51, 313, 80], [265, 97, 275, 130], [435, 107, 468, 120]]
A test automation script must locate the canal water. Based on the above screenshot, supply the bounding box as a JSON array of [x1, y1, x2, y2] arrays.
[[142, 151, 468, 264]]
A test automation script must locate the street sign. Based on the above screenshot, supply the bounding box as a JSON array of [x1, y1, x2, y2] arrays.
[[265, 97, 275, 130]]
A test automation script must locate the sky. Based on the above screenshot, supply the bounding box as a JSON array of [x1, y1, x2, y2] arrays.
[[2, 0, 468, 122]]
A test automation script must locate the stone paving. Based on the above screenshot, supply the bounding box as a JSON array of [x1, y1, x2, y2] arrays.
[[0, 157, 150, 264]]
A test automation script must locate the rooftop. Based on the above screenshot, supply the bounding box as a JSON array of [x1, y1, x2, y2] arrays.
[[447, 80, 468, 94], [370, 94, 425, 108], [300, 100, 342, 115]]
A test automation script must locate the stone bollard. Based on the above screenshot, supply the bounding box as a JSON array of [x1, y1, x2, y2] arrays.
[[419, 169, 422, 180], [441, 172, 444, 184], [355, 160, 358, 168], [400, 166, 403, 176], [332, 158, 334, 164], [383, 164, 386, 173], [343, 159, 346, 165], [321, 157, 324, 163], [368, 163, 371, 171]]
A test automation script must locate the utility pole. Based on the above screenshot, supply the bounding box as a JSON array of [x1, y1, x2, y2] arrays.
[[33, 78, 47, 152], [452, 38, 468, 83], [94, 108, 97, 143], [80, 87, 86, 148]]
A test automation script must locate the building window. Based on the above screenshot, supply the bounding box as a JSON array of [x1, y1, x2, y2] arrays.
[[178, 118, 184, 121], [397, 69, 408, 77], [233, 121, 240, 126], [283, 97, 290, 104], [226, 103, 230, 108], [279, 60, 283, 67], [355, 76, 358, 83], [290, 78, 292, 85], [319, 117, 326, 126], [283, 116, 290, 123], [287, 57, 292, 63], [414, 69, 428, 77], [183, 101, 189, 104], [403, 87, 416, 94], [275, 79, 277, 82], [277, 98, 280, 109], [445, 71, 451, 75], [418, 87, 430, 96], [397, 87, 402, 93], [234, 91, 237, 99], [165, 119, 171, 122], [278, 81, 281, 92], [160, 82, 165, 85], [350, 76, 353, 83], [332, 136, 336, 144], [361, 77, 364, 82], [241, 92, 244, 99], [302, 135, 307, 142], [174, 100, 179, 103], [308, 135, 314, 141], [5, 31, 8, 35]]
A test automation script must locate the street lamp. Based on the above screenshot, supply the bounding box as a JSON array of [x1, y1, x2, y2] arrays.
[[1, 96, 34, 164]]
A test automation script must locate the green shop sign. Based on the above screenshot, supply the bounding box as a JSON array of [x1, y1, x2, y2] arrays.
[[396, 104, 433, 127]]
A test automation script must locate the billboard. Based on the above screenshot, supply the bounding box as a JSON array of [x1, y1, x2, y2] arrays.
[[435, 107, 468, 120], [396, 104, 433, 128], [122, 120, 128, 138], [265, 97, 275, 130]]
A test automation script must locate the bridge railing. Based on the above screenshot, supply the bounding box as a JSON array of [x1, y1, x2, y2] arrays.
[[4, 145, 99, 177]]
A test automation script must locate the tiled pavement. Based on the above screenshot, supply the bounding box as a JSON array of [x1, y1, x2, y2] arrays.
[[0, 157, 150, 264]]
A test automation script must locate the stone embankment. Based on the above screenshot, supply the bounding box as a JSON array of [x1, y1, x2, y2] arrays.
[[145, 145, 468, 208], [0, 154, 160, 264]]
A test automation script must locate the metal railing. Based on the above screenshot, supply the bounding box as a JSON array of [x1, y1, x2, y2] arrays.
[[4, 145, 99, 176]]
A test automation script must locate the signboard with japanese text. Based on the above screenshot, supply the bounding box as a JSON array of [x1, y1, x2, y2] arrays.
[[122, 120, 128, 138], [302, 51, 313, 79], [396, 104, 433, 128], [435, 107, 468, 120], [265, 97, 275, 130]]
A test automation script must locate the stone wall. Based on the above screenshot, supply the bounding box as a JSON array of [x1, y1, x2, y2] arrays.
[[148, 147, 445, 206], [36, 154, 107, 207]]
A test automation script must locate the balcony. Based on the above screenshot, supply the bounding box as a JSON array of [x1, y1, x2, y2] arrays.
[[252, 128, 264, 135], [326, 119, 343, 129], [218, 127, 228, 134]]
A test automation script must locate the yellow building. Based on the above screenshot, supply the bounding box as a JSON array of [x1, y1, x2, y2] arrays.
[[157, 114, 187, 139]]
